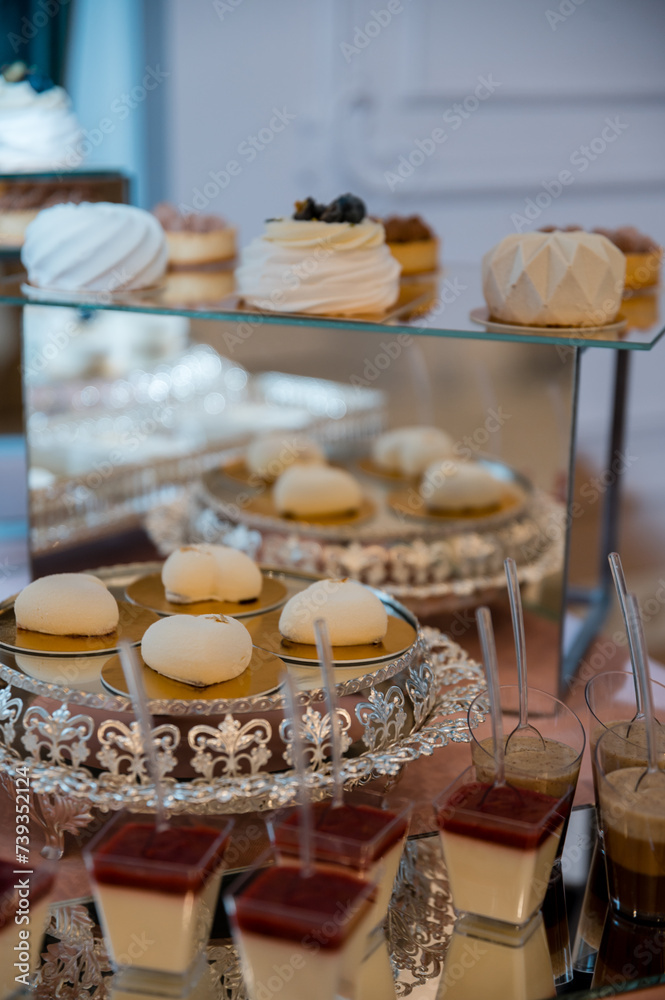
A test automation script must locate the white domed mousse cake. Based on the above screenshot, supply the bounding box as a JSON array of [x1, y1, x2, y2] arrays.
[[141, 614, 253, 686], [246, 433, 324, 481], [421, 460, 504, 513], [373, 426, 454, 477], [15, 573, 119, 635], [274, 464, 363, 518], [482, 230, 625, 327], [161, 544, 262, 604], [21, 202, 168, 291], [279, 579, 388, 645]]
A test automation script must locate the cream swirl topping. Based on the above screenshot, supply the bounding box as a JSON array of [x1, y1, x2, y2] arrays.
[[0, 78, 82, 171]]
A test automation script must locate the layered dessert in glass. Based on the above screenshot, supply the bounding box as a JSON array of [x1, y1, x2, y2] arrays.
[[83, 812, 232, 994]]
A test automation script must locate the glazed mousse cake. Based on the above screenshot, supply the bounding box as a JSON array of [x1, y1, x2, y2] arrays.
[[0, 861, 55, 996], [84, 813, 231, 988], [227, 858, 378, 1000], [436, 773, 566, 926]]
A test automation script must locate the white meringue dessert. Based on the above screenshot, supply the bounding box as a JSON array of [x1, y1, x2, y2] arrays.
[[15, 573, 119, 636], [161, 544, 263, 604], [279, 579, 388, 645], [274, 464, 363, 518], [420, 460, 505, 513], [482, 230, 626, 327], [141, 613, 253, 686], [372, 426, 454, 477], [0, 68, 82, 172], [246, 433, 324, 481], [21, 202, 168, 291], [236, 195, 400, 315]]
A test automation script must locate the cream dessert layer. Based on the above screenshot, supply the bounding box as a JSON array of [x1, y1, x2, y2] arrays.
[[161, 544, 262, 603], [0, 69, 81, 171], [141, 613, 253, 685], [473, 733, 580, 800], [15, 572, 119, 636], [372, 425, 454, 477], [279, 579, 388, 645], [237, 195, 400, 315], [22, 202, 168, 291]]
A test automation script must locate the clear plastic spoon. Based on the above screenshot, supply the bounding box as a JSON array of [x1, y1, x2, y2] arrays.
[[282, 670, 314, 876], [476, 606, 506, 788], [608, 552, 644, 723], [625, 593, 664, 792], [504, 558, 546, 753], [314, 618, 344, 809]]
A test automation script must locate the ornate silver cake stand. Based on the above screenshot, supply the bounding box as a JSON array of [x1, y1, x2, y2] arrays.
[[0, 563, 485, 860]]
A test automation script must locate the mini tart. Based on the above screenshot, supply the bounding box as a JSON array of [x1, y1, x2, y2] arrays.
[[164, 226, 237, 266], [623, 249, 662, 291], [387, 238, 439, 276], [162, 266, 235, 305]]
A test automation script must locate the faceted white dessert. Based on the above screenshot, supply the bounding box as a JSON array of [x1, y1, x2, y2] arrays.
[[15, 573, 119, 635], [372, 425, 454, 477], [273, 464, 363, 518], [141, 613, 252, 686], [162, 544, 262, 603], [420, 460, 504, 512], [279, 578, 387, 645], [246, 433, 324, 481], [482, 231, 625, 327]]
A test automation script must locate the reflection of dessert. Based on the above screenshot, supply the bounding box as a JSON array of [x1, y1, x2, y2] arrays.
[[0, 62, 82, 171], [85, 817, 230, 980], [246, 433, 324, 482], [437, 780, 565, 925], [279, 579, 388, 645], [162, 544, 262, 604], [599, 766, 665, 921], [372, 425, 453, 477], [483, 231, 625, 327], [273, 464, 363, 518], [228, 860, 376, 1000], [15, 573, 119, 636], [141, 613, 253, 686], [473, 733, 581, 802], [236, 194, 400, 316], [383, 215, 439, 275], [15, 651, 108, 692], [420, 460, 504, 514], [21, 202, 168, 291], [153, 203, 236, 264], [0, 859, 55, 996]]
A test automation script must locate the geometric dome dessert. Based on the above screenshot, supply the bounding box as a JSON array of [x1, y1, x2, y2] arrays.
[[482, 231, 625, 327]]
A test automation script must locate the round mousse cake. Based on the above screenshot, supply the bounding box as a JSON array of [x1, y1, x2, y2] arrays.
[[279, 578, 388, 645], [482, 230, 626, 327], [420, 460, 504, 513], [141, 613, 253, 686], [246, 433, 324, 482], [273, 464, 363, 518], [15, 573, 119, 636], [161, 544, 262, 604], [383, 215, 439, 275], [153, 202, 236, 265], [21, 202, 168, 291], [236, 194, 401, 316], [372, 425, 454, 477]]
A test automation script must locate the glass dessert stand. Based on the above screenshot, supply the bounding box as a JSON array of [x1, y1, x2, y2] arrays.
[[0, 563, 485, 862]]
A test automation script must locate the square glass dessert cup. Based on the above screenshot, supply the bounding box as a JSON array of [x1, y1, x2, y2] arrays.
[[595, 724, 665, 924], [0, 859, 55, 998], [267, 789, 411, 927], [224, 848, 380, 1000], [467, 686, 585, 825], [435, 765, 569, 928], [83, 811, 232, 996]]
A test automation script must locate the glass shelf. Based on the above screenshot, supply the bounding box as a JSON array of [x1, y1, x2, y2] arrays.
[[0, 262, 662, 350]]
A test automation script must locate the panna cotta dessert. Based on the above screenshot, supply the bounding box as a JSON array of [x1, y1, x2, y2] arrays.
[[245, 433, 324, 482], [236, 194, 400, 316], [372, 425, 454, 477], [161, 544, 263, 604], [0, 860, 55, 997], [278, 578, 388, 645], [15, 573, 119, 636], [141, 613, 253, 686], [22, 202, 168, 292], [270, 797, 410, 924], [420, 460, 504, 514], [383, 215, 439, 275], [482, 230, 625, 327], [273, 464, 363, 518], [227, 859, 377, 1000], [153, 202, 236, 264], [436, 774, 566, 925], [84, 815, 231, 984]]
